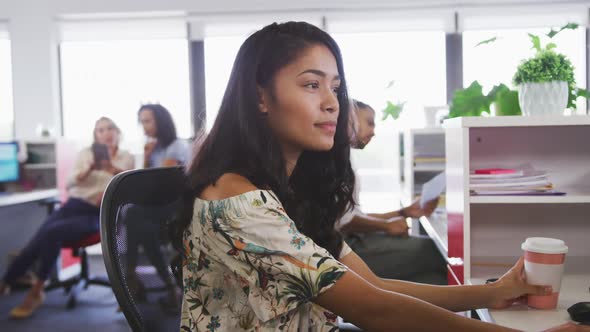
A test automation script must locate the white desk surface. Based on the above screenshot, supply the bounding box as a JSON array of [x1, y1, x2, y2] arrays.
[[418, 210, 448, 258], [0, 189, 59, 207], [472, 275, 589, 331], [419, 211, 587, 330]]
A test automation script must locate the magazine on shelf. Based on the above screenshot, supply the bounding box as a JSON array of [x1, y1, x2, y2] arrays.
[[470, 179, 551, 189], [470, 171, 548, 184], [468, 168, 563, 196], [471, 190, 566, 196]]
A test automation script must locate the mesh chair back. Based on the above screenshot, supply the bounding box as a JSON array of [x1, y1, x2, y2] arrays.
[[100, 167, 187, 332]]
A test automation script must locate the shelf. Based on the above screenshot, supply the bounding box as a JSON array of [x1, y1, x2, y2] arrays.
[[23, 163, 56, 170], [444, 115, 590, 129], [470, 274, 589, 331], [470, 194, 590, 204], [22, 139, 56, 145], [414, 165, 445, 172], [407, 128, 445, 135]]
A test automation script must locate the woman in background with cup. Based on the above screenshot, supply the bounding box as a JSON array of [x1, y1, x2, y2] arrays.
[[0, 117, 134, 319]]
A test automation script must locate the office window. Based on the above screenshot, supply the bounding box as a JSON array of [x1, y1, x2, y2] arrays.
[[463, 27, 586, 112], [60, 39, 191, 151], [332, 31, 447, 207], [204, 35, 247, 130], [201, 18, 322, 129], [0, 38, 13, 140]]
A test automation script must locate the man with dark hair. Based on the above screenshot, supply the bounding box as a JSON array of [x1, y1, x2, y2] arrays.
[[338, 99, 447, 285]]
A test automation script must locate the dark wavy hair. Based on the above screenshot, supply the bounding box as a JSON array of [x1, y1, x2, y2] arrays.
[[171, 21, 355, 262], [138, 104, 178, 148]]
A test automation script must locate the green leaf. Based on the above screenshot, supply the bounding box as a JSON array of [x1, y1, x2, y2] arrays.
[[187, 298, 202, 304], [317, 268, 346, 290], [545, 43, 557, 51], [187, 298, 203, 311], [381, 101, 405, 121], [316, 257, 330, 268], [493, 88, 521, 116], [475, 36, 497, 47], [449, 81, 491, 118], [486, 83, 510, 101], [528, 33, 541, 52], [385, 80, 396, 89], [576, 88, 590, 99], [547, 22, 579, 38], [547, 29, 558, 38]]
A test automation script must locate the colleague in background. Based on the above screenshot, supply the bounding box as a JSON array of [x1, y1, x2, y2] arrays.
[[138, 104, 189, 168], [124, 104, 189, 313], [0, 117, 134, 319], [337, 100, 447, 285]]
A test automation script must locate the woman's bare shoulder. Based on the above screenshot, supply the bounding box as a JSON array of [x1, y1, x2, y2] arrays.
[[199, 173, 259, 201]]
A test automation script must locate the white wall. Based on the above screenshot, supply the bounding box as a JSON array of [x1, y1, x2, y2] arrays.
[[8, 1, 61, 139], [0, 0, 586, 138]]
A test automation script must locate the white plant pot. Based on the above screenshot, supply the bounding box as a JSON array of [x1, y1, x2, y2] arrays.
[[518, 81, 569, 116]]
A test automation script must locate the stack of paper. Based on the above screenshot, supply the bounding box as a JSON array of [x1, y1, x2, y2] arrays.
[[469, 170, 564, 195]]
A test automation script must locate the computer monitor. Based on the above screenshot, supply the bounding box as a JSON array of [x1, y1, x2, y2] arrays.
[[0, 142, 19, 184]]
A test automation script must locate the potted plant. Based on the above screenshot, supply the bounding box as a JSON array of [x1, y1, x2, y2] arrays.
[[512, 23, 589, 115]]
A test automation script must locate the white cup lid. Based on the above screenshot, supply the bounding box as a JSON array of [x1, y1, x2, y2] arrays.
[[521, 237, 568, 254]]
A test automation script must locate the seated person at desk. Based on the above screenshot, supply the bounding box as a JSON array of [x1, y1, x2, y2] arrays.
[[138, 103, 189, 168], [170, 22, 582, 331], [339, 100, 447, 284], [0, 117, 134, 319]]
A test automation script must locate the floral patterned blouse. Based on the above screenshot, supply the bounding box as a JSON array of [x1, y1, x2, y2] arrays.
[[180, 189, 351, 331]]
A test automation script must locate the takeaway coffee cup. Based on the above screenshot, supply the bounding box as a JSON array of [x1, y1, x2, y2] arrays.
[[521, 237, 568, 309]]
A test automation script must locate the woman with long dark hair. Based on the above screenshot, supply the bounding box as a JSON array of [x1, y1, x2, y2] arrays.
[[138, 103, 189, 168], [173, 22, 574, 331]]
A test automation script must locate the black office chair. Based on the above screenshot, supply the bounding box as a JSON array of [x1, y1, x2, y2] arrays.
[[100, 167, 186, 332]]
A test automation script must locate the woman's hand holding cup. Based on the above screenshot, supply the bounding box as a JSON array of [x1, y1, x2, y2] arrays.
[[487, 256, 553, 310]]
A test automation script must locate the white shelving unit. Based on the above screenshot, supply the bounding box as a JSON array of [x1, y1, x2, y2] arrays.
[[443, 115, 590, 331], [22, 139, 57, 189], [399, 128, 445, 202], [397, 128, 446, 235], [23, 163, 56, 170]]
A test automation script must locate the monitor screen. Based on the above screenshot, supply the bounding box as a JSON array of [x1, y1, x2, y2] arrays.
[[0, 142, 19, 183]]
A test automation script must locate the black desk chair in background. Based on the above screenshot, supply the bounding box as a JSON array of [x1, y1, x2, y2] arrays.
[[100, 167, 186, 332]]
